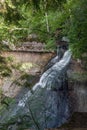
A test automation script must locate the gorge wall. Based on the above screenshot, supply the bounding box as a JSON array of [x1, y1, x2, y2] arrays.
[[0, 50, 55, 97], [1, 51, 87, 112], [68, 59, 87, 112]]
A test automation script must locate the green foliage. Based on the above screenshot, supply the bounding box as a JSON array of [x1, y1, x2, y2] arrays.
[[0, 55, 12, 78], [0, 0, 87, 64], [0, 0, 66, 46], [46, 38, 56, 50], [0, 88, 14, 112], [63, 0, 87, 58]]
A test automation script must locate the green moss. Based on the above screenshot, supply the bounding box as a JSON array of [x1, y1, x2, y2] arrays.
[[19, 62, 35, 72], [0, 88, 15, 113]]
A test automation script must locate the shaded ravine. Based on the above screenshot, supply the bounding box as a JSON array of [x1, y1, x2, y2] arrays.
[[0, 50, 72, 130]]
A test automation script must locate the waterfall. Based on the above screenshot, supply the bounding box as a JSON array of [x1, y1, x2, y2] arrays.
[[0, 50, 72, 130]]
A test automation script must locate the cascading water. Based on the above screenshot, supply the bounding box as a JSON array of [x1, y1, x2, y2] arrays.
[[0, 50, 72, 130]]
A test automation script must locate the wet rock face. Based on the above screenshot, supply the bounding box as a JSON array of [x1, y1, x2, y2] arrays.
[[67, 58, 87, 113], [68, 80, 87, 112], [74, 83, 87, 112], [0, 50, 72, 130]]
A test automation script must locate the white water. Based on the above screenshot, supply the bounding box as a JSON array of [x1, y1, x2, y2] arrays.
[[18, 50, 71, 107]]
